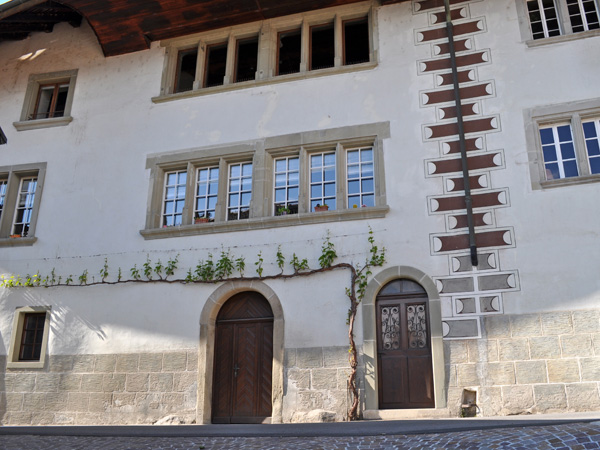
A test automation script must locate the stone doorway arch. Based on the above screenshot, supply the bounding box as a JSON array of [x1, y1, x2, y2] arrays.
[[197, 280, 284, 424], [362, 266, 446, 413]]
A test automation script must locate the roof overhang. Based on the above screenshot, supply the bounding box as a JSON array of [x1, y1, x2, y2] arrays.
[[0, 0, 408, 57]]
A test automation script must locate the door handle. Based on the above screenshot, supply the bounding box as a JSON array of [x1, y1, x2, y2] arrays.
[[233, 363, 240, 378]]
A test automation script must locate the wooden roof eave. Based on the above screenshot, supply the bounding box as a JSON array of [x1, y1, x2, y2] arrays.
[[0, 0, 409, 57]]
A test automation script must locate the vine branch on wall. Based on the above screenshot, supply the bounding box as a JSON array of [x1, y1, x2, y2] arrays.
[[0, 229, 385, 421]]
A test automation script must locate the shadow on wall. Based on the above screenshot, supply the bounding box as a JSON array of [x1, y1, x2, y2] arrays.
[[0, 330, 6, 425]]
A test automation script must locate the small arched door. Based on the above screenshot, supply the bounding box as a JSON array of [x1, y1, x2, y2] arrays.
[[376, 279, 434, 409], [212, 292, 274, 423]]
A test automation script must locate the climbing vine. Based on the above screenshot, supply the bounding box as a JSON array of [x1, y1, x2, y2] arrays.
[[0, 229, 385, 421]]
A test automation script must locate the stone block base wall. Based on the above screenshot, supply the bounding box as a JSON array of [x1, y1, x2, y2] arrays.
[[283, 346, 359, 422], [0, 351, 198, 425], [445, 310, 600, 416]]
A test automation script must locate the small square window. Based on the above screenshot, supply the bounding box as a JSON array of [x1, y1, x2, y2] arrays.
[[7, 306, 51, 369], [15, 69, 77, 131]]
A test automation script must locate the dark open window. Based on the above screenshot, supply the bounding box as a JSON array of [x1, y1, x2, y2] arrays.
[[344, 18, 370, 65], [235, 37, 259, 83], [32, 83, 69, 120], [204, 42, 228, 88], [175, 48, 198, 93], [310, 23, 335, 70], [277, 29, 301, 75], [19, 312, 46, 361]]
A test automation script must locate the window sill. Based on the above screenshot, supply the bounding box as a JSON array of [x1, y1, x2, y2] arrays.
[[0, 236, 37, 247], [152, 61, 378, 104], [140, 205, 389, 240], [13, 116, 73, 131], [7, 360, 44, 370], [526, 29, 600, 48], [539, 174, 600, 189]]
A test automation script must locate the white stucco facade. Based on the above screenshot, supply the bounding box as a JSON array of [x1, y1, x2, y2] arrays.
[[0, 0, 599, 424]]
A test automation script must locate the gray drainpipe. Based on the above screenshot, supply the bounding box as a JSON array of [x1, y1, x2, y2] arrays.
[[444, 0, 478, 267]]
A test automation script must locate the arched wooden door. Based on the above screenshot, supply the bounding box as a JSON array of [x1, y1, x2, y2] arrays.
[[212, 292, 274, 423], [376, 279, 434, 409]]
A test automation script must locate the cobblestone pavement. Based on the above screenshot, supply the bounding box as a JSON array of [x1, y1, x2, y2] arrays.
[[0, 422, 599, 450]]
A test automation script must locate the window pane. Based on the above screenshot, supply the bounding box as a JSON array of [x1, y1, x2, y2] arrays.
[[310, 23, 335, 70], [278, 29, 301, 75], [543, 145, 557, 162], [242, 163, 253, 177], [563, 160, 579, 177], [235, 37, 258, 83], [348, 195, 360, 208], [311, 154, 323, 168], [362, 194, 375, 207], [12, 177, 37, 236], [560, 142, 576, 159], [162, 170, 186, 227], [324, 182, 336, 197], [344, 18, 369, 65], [275, 173, 287, 187], [583, 121, 598, 137], [545, 162, 560, 180], [228, 162, 252, 220], [241, 192, 252, 206], [175, 48, 198, 93], [288, 157, 299, 171], [204, 43, 227, 88], [288, 187, 299, 201], [324, 167, 335, 182], [273, 156, 299, 215], [311, 170, 322, 183], [311, 185, 322, 198]]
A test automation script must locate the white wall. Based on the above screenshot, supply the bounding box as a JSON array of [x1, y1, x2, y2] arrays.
[[0, 0, 599, 356]]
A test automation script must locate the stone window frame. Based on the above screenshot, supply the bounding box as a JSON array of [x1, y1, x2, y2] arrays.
[[0, 162, 46, 247], [140, 122, 389, 240], [7, 306, 52, 369], [13, 69, 78, 131], [516, 0, 600, 47], [153, 1, 378, 103], [524, 98, 600, 190], [264, 137, 381, 216]]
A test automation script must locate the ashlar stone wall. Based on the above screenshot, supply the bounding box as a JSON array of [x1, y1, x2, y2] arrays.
[[445, 310, 600, 416], [0, 351, 198, 425], [283, 346, 358, 422]]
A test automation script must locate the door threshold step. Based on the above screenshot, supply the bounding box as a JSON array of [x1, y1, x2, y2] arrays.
[[363, 408, 452, 420]]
